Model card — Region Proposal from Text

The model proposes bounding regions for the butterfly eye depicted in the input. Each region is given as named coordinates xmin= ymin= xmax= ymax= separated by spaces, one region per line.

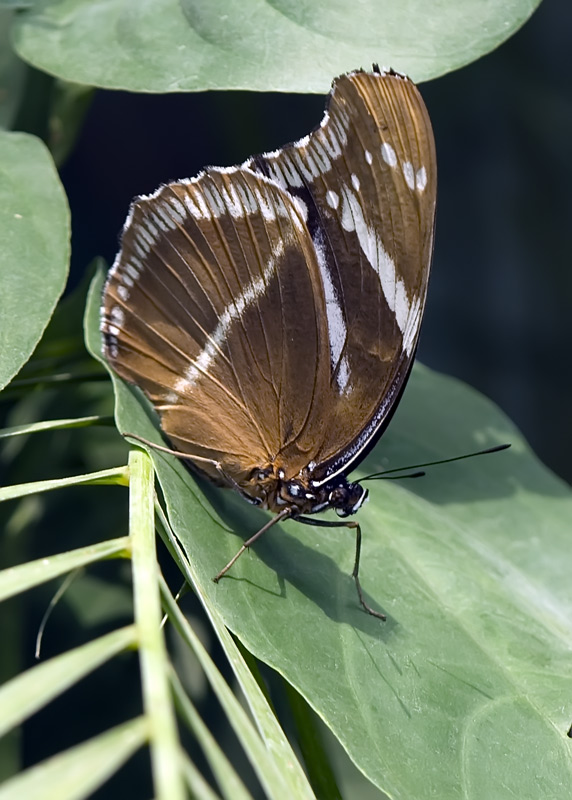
xmin=329 ymin=486 xmax=349 ymax=507
xmin=331 ymin=484 xmax=368 ymax=517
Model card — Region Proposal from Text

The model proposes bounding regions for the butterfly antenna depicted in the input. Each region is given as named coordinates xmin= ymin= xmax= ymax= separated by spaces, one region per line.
xmin=359 ymin=443 xmax=510 ymax=482
xmin=375 ymin=470 xmax=426 ymax=480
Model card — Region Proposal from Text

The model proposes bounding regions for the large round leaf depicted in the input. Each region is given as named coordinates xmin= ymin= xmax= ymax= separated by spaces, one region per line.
xmin=13 ymin=0 xmax=541 ymax=93
xmin=85 ymin=270 xmax=572 ymax=799
xmin=0 ymin=132 xmax=70 ymax=391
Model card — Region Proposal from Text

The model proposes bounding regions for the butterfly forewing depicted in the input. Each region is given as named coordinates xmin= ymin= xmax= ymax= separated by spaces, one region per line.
xmin=245 ymin=69 xmax=436 ymax=482
xmin=102 ymin=169 xmax=333 ymax=485
xmin=101 ymin=68 xmax=436 ymax=496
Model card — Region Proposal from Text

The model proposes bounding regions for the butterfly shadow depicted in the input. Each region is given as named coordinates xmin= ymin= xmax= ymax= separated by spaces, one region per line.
xmin=205 ymin=484 xmax=399 ymax=638
xmin=112 ymin=388 xmax=383 ymax=632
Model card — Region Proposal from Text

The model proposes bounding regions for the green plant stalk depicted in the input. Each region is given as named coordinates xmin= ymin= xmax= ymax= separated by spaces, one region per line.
xmin=233 ymin=637 xmax=275 ymax=711
xmin=0 ymin=466 xmax=129 ymax=502
xmin=0 ymin=537 xmax=131 ymax=603
xmin=0 ymin=415 xmax=113 ymax=439
xmin=129 ymin=449 xmax=185 ymax=800
xmin=7 ymin=370 xmax=108 ymax=389
xmin=179 ymin=753 xmax=222 ymax=800
xmin=0 ymin=626 xmax=138 ymax=739
xmin=283 ymin=679 xmax=343 ymax=800
xmin=0 ymin=717 xmax=148 ymax=800
xmin=160 ymin=576 xmax=315 ymax=800
xmin=155 ymin=505 xmax=316 ymax=799
xmin=170 ymin=668 xmax=253 ymax=800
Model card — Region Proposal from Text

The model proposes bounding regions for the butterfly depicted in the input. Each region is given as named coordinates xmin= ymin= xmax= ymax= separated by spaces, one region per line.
xmin=100 ymin=66 xmax=437 ymax=619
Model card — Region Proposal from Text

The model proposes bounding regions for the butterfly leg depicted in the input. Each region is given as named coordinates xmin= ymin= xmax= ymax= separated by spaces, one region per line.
xmin=122 ymin=432 xmax=267 ymax=504
xmin=295 ymin=516 xmax=386 ymax=620
xmin=213 ymin=508 xmax=292 ymax=583
xmin=347 ymin=520 xmax=386 ymax=620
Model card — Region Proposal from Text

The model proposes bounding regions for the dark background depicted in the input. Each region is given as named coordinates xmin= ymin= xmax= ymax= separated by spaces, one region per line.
xmin=59 ymin=0 xmax=572 ymax=485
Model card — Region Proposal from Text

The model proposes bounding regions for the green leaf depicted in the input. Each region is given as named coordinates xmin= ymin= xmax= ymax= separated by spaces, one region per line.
xmin=0 ymin=416 xmax=110 ymax=438
xmin=0 ymin=537 xmax=130 ymax=602
xmin=0 ymin=131 xmax=69 ymax=391
xmin=0 ymin=716 xmax=147 ymax=800
xmin=129 ymin=449 xmax=186 ymax=800
xmin=0 ymin=465 xmax=128 ymax=503
xmin=0 ymin=626 xmax=137 ymax=737
xmin=162 ymin=580 xmax=315 ymax=800
xmin=160 ymin=500 xmax=317 ymax=798
xmin=171 ymin=670 xmax=254 ymax=800
xmin=159 ymin=506 xmax=319 ymax=798
xmin=180 ymin=752 xmax=228 ymax=800
xmin=13 ymin=0 xmax=541 ymax=93
xmin=86 ymin=263 xmax=572 ymax=798
xmin=283 ymin=680 xmax=343 ymax=800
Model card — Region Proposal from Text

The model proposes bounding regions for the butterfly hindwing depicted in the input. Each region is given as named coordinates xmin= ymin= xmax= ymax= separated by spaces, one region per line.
xmin=245 ymin=69 xmax=436 ymax=482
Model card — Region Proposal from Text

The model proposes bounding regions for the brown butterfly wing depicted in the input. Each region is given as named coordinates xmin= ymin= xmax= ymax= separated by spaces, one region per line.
xmin=101 ymin=69 xmax=436 ymax=494
xmin=101 ymin=169 xmax=333 ymax=486
xmin=246 ymin=69 xmax=436 ymax=483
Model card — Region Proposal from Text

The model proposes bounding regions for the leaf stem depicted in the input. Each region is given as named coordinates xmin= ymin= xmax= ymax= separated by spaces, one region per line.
xmin=129 ymin=449 xmax=185 ymax=800
xmin=0 ymin=466 xmax=129 ymax=503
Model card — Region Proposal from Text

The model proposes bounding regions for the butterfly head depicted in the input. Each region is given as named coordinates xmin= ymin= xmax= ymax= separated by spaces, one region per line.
xmin=257 ymin=467 xmax=368 ymax=518
xmin=327 ymin=479 xmax=369 ymax=518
